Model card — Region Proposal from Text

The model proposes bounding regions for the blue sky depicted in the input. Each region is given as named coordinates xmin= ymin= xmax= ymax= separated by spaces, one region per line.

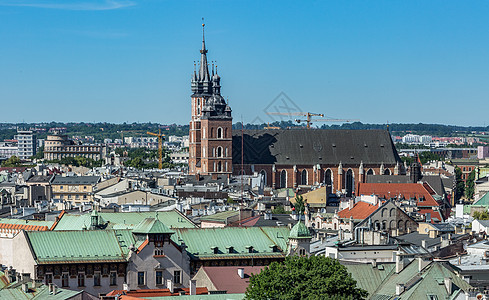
xmin=1 ymin=1 xmax=488 ymax=126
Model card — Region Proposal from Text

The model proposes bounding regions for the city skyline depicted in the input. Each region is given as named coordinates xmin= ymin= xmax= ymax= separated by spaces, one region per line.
xmin=1 ymin=1 xmax=489 ymax=126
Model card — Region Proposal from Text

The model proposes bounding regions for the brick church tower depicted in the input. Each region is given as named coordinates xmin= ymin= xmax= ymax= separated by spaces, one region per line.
xmin=189 ymin=23 xmax=232 ymax=177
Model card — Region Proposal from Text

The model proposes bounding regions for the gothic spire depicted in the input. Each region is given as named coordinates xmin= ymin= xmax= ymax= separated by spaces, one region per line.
xmin=199 ymin=21 xmax=210 ymax=82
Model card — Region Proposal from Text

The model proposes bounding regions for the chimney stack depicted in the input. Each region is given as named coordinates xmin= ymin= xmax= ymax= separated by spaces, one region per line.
xmin=167 ymin=279 xmax=174 ymax=293
xmin=238 ymin=268 xmax=245 ymax=279
xmin=189 ymin=279 xmax=197 ymax=295
xmin=444 ymin=277 xmax=452 ymax=295
xmin=395 ymin=252 xmax=404 ymax=273
xmin=396 ymin=283 xmax=405 ymax=296
xmin=349 ymin=199 xmax=354 ymax=210
xmin=23 ymin=283 xmax=29 ymax=293
xmin=371 ymin=259 xmax=377 ymax=268
xmin=421 ymin=240 xmax=427 ymax=248
xmin=21 ymin=273 xmax=31 ymax=283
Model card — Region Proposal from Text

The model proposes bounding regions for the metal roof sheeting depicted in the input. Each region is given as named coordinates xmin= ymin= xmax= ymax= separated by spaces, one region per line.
xmin=27 ymin=230 xmax=126 ymax=264
xmin=172 ymin=227 xmax=290 ymax=259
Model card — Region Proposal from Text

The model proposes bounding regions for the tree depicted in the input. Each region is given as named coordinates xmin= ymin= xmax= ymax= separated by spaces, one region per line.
xmin=454 ymin=167 xmax=465 ymax=202
xmin=292 ymin=195 xmax=305 ymax=215
xmin=465 ymin=170 xmax=476 ymax=200
xmin=245 ymin=256 xmax=368 ymax=300
xmin=473 ymin=211 xmax=489 ymax=220
xmin=1 ymin=156 xmax=22 ymax=167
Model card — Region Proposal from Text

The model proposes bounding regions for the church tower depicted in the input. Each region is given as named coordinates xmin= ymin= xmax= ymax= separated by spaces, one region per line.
xmin=189 ymin=23 xmax=232 ymax=177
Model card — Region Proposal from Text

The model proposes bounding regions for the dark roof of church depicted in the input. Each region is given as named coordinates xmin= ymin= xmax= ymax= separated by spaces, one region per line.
xmin=232 ymin=129 xmax=401 ymax=165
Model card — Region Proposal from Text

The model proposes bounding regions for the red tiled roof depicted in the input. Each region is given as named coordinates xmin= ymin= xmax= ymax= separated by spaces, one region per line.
xmin=337 ymin=202 xmax=378 ymax=220
xmin=0 ymin=223 xmax=48 ymax=231
xmin=200 ymin=266 xmax=265 ymax=294
xmin=107 ymin=287 xmax=208 ymax=298
xmin=418 ymin=209 xmax=444 ymax=223
xmin=236 ymin=215 xmax=261 ymax=227
xmin=357 ymin=183 xmax=439 ymax=207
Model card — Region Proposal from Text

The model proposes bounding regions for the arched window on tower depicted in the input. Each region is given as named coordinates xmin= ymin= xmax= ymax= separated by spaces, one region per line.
xmin=280 ymin=170 xmax=287 ymax=188
xmin=384 ymin=169 xmax=391 ymax=175
xmin=260 ymin=170 xmax=267 ymax=186
xmin=301 ymin=169 xmax=308 ymax=185
xmin=367 ymin=169 xmax=374 ymax=176
xmin=325 ymin=169 xmax=332 ymax=186
xmin=217 ymin=147 xmax=223 ymax=158
xmin=217 ymin=127 xmax=223 ymax=139
xmin=217 ymin=161 xmax=222 ymax=172
xmin=345 ymin=169 xmax=354 ymax=197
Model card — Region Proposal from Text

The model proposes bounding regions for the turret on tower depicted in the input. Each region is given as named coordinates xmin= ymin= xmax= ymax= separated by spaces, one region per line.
xmin=189 ymin=22 xmax=233 ymax=177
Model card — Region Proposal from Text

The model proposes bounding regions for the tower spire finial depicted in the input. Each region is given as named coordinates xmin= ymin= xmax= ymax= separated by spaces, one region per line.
xmin=198 ymin=18 xmax=210 ymax=82
xmin=202 ymin=17 xmax=205 ymax=41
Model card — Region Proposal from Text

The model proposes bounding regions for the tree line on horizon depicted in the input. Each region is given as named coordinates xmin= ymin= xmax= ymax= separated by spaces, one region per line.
xmin=0 ymin=121 xmax=488 ymax=142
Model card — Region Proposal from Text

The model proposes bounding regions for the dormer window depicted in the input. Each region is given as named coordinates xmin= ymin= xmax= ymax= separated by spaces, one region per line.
xmin=154 ymin=249 xmax=164 ymax=256
xmin=211 ymin=246 xmax=218 ymax=254
xmin=246 ymin=246 xmax=253 ymax=253
xmin=226 ymin=246 xmax=234 ymax=254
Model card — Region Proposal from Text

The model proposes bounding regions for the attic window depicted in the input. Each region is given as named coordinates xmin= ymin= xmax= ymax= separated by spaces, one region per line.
xmin=318 ymin=157 xmax=322 ymax=160
xmin=211 ymin=246 xmax=218 ymax=254
xmin=380 ymin=144 xmax=385 ymax=147
xmin=269 ymin=245 xmax=278 ymax=252
xmin=246 ymin=246 xmax=254 ymax=253
xmin=350 ymin=156 xmax=354 ymax=159
xmin=332 ymin=144 xmax=336 ymax=147
xmin=226 ymin=246 xmax=234 ymax=253
xmin=364 ymin=144 xmax=368 ymax=147
xmin=299 ymin=144 xmax=303 ymax=148
xmin=286 ymin=156 xmax=290 ymax=160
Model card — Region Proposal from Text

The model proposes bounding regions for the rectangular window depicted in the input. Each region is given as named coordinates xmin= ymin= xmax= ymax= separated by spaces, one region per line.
xmin=110 ymin=271 xmax=117 ymax=286
xmin=45 ymin=273 xmax=53 ymax=285
xmin=94 ymin=272 xmax=101 ymax=286
xmin=155 ymin=271 xmax=163 ymax=285
xmin=78 ymin=273 xmax=85 ymax=287
xmin=173 ymin=270 xmax=181 ymax=284
xmin=62 ymin=273 xmax=69 ymax=287
xmin=137 ymin=272 xmax=145 ymax=286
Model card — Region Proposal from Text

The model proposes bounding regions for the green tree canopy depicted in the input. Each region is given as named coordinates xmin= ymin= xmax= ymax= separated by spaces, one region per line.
xmin=465 ymin=170 xmax=476 ymax=200
xmin=245 ymin=256 xmax=368 ymax=300
xmin=1 ymin=156 xmax=22 ymax=167
xmin=473 ymin=211 xmax=489 ymax=220
xmin=292 ymin=195 xmax=306 ymax=215
xmin=455 ymin=167 xmax=465 ymax=202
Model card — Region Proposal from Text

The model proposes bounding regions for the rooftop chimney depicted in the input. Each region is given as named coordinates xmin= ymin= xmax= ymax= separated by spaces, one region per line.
xmin=444 ymin=277 xmax=452 ymax=295
xmin=190 ymin=279 xmax=197 ymax=295
xmin=21 ymin=273 xmax=31 ymax=283
xmin=349 ymin=199 xmax=354 ymax=210
xmin=396 ymin=283 xmax=405 ymax=296
xmin=167 ymin=279 xmax=174 ymax=293
xmin=421 ymin=240 xmax=427 ymax=248
xmin=23 ymin=283 xmax=29 ymax=293
xmin=395 ymin=252 xmax=404 ymax=273
xmin=371 ymin=259 xmax=377 ymax=268
xmin=238 ymin=268 xmax=244 ymax=279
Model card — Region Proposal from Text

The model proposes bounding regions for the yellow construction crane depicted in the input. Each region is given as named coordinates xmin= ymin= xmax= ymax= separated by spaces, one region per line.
xmin=147 ymin=129 xmax=166 ymax=169
xmin=264 ymin=122 xmax=281 ymax=130
xmin=117 ymin=130 xmax=146 ymax=145
xmin=266 ymin=112 xmax=359 ymax=129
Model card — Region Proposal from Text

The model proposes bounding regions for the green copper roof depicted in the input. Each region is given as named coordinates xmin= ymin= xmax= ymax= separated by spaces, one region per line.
xmin=0 ymin=282 xmax=82 ymax=299
xmin=172 ymin=227 xmax=290 ymax=259
xmin=133 ymin=217 xmax=174 ymax=234
xmin=474 ymin=192 xmax=489 ymax=206
xmin=53 ymin=210 xmax=197 ymax=230
xmin=289 ymin=221 xmax=311 ymax=239
xmin=26 ymin=230 xmax=126 ymax=264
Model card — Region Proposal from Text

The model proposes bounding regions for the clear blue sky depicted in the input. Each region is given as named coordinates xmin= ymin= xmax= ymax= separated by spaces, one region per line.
xmin=1 ymin=1 xmax=488 ymax=126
